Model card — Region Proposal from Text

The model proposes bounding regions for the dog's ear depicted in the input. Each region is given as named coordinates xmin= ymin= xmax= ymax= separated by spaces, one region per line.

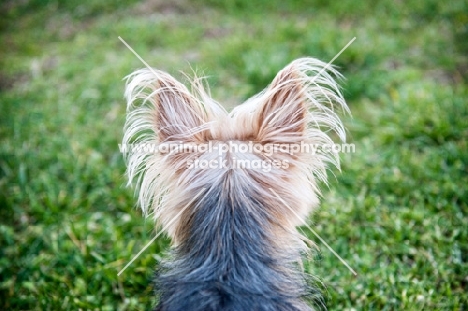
xmin=153 ymin=73 xmax=208 ymax=143
xmin=255 ymin=65 xmax=307 ymax=143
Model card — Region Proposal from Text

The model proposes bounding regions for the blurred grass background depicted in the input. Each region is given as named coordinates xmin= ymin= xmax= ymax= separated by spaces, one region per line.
xmin=0 ymin=0 xmax=467 ymax=310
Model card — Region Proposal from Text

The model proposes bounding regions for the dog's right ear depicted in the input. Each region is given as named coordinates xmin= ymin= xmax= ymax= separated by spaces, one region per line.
xmin=255 ymin=65 xmax=307 ymax=144
xmin=125 ymin=69 xmax=208 ymax=143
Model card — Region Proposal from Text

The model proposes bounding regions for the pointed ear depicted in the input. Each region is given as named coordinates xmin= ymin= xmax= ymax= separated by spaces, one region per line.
xmin=256 ymin=64 xmax=307 ymax=143
xmin=153 ymin=72 xmax=208 ymax=142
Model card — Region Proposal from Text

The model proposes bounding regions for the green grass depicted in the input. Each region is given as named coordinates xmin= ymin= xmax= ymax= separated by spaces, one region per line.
xmin=1 ymin=0 xmax=467 ymax=310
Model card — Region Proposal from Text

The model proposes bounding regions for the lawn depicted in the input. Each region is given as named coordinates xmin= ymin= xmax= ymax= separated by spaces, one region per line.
xmin=0 ymin=0 xmax=466 ymax=310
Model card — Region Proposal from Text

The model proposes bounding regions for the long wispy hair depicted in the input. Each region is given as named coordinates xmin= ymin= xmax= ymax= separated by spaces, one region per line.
xmin=123 ymin=58 xmax=349 ymax=310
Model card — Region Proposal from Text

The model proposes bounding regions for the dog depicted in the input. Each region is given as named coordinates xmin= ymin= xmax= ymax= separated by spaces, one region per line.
xmin=122 ymin=57 xmax=349 ymax=310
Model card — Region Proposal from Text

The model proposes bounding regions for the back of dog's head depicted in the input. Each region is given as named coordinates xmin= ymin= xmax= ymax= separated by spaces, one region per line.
xmin=123 ymin=58 xmax=349 ymax=310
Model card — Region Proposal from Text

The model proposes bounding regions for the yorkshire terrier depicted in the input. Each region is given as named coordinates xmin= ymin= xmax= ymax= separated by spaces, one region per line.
xmin=123 ymin=57 xmax=349 ymax=310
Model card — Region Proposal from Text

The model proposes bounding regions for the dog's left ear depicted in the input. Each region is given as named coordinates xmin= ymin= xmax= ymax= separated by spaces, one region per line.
xmin=125 ymin=69 xmax=210 ymax=145
xmin=153 ymin=73 xmax=208 ymax=143
xmin=255 ymin=65 xmax=307 ymax=143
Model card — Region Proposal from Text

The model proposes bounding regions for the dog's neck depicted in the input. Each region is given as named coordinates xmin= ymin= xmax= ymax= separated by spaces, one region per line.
xmin=155 ymin=175 xmax=316 ymax=311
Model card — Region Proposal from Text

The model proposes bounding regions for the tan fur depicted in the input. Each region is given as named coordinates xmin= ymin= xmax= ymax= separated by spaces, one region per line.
xmin=123 ymin=58 xmax=349 ymax=245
